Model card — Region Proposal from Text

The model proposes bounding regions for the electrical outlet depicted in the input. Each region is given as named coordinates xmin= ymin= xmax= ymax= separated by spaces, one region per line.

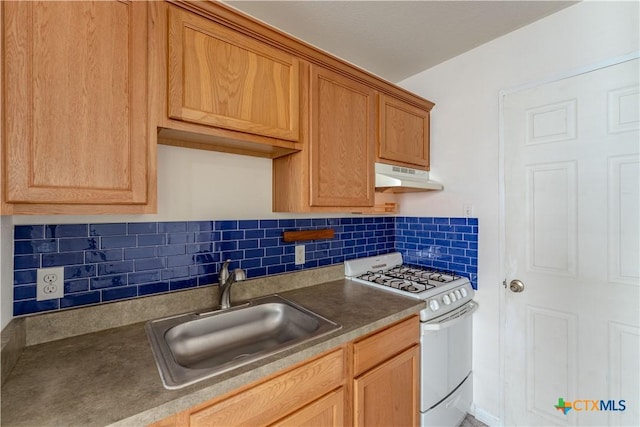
xmin=295 ymin=245 xmax=305 ymax=265
xmin=463 ymin=203 xmax=474 ymax=217
xmin=37 ymin=267 xmax=65 ymax=301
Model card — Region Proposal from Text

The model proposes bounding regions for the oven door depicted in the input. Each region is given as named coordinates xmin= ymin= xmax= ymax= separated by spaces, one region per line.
xmin=420 ymin=301 xmax=478 ymax=412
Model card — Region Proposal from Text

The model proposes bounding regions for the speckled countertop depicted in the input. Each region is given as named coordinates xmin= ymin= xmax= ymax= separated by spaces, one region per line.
xmin=1 ymin=279 xmax=424 ymax=427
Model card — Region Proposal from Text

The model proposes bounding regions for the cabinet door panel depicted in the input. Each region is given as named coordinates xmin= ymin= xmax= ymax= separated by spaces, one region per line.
xmin=4 ymin=0 xmax=148 ymax=204
xmin=354 ymin=345 xmax=420 ymax=427
xmin=378 ymin=94 xmax=430 ymax=169
xmin=168 ymin=6 xmax=299 ymax=141
xmin=310 ymin=66 xmax=375 ymax=207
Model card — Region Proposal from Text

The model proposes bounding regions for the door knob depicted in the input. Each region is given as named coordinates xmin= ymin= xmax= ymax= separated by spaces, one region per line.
xmin=509 ymin=279 xmax=525 ymax=293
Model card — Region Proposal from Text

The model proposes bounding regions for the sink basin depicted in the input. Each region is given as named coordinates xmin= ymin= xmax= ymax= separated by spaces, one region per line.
xmin=145 ymin=294 xmax=341 ymax=389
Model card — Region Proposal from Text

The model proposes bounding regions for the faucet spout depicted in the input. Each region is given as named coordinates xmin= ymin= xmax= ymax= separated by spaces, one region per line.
xmin=218 ymin=260 xmax=246 ymax=310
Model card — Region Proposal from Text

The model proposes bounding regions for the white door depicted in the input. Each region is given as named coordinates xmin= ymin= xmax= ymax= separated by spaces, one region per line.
xmin=502 ymin=58 xmax=640 ymax=426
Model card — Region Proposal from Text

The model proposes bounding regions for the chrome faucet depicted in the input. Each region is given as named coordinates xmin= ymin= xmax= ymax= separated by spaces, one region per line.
xmin=218 ymin=259 xmax=246 ymax=309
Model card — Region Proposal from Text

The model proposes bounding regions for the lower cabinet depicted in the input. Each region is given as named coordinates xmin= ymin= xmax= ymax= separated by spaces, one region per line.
xmin=149 ymin=316 xmax=419 ymax=427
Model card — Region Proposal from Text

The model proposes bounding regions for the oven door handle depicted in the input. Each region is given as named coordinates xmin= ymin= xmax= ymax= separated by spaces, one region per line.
xmin=421 ymin=301 xmax=478 ymax=331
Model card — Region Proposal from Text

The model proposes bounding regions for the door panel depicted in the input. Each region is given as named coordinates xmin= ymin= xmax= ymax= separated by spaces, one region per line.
xmin=502 ymin=58 xmax=640 ymax=426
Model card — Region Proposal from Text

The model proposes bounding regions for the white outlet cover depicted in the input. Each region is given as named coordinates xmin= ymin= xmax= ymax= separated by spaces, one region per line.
xmin=37 ymin=267 xmax=65 ymax=301
xmin=295 ymin=245 xmax=305 ymax=265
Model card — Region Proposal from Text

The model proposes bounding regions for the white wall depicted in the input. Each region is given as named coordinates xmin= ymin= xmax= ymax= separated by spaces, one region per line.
xmin=395 ymin=1 xmax=639 ymax=424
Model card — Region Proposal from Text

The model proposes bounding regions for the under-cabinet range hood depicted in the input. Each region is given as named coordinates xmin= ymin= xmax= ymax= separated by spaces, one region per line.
xmin=375 ymin=162 xmax=444 ymax=193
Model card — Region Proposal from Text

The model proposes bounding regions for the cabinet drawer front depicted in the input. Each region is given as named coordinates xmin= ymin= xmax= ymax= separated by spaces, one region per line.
xmin=353 ymin=316 xmax=419 ymax=376
xmin=189 ymin=348 xmax=344 ymax=426
xmin=269 ymin=388 xmax=345 ymax=427
xmin=167 ymin=6 xmax=299 ymax=142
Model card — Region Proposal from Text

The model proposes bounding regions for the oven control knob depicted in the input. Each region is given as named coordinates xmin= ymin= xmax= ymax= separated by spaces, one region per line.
xmin=454 ymin=290 xmax=462 ymax=300
xmin=443 ymin=294 xmax=451 ymax=305
xmin=460 ymin=288 xmax=468 ymax=298
xmin=429 ymin=299 xmax=440 ymax=311
xmin=449 ymin=292 xmax=457 ymax=302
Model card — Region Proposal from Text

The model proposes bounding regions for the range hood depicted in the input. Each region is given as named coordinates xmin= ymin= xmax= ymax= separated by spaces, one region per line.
xmin=375 ymin=162 xmax=443 ymax=193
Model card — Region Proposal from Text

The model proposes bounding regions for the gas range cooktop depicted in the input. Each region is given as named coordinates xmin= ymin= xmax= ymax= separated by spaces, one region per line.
xmin=344 ymin=252 xmax=472 ymax=302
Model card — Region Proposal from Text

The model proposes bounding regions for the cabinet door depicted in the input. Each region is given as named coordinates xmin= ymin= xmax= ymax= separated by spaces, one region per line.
xmin=378 ymin=93 xmax=430 ymax=169
xmin=310 ymin=65 xmax=376 ymax=207
xmin=270 ymin=388 xmax=345 ymax=427
xmin=3 ymin=0 xmax=149 ymax=205
xmin=354 ymin=345 xmax=420 ymax=427
xmin=167 ymin=6 xmax=299 ymax=142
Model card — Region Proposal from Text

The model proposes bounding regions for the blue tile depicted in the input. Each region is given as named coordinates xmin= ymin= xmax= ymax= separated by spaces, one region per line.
xmin=238 ymin=220 xmax=259 ymax=229
xmin=267 ymin=264 xmax=286 ymax=275
xmin=222 ymin=230 xmax=244 ymax=240
xmin=65 ymin=265 xmax=96 ymax=279
xmin=190 ymin=263 xmax=216 ymax=276
xmin=15 ymin=225 xmax=44 ymax=240
xmin=167 ymin=233 xmax=194 ymax=244
xmin=468 ymin=218 xmax=479 ymax=226
xmin=139 ymin=281 xmax=169 ymax=296
xmin=157 ymin=245 xmax=186 ymax=257
xmin=91 ymin=274 xmax=127 ymax=289
xmin=244 ymin=249 xmax=265 ymax=259
xmin=197 ymin=274 xmax=217 ymax=286
xmin=434 ymin=217 xmax=449 ymax=224
xmin=85 ymin=250 xmax=123 ymax=263
xmin=238 ymin=239 xmax=258 ymax=250
xmin=450 ymin=218 xmax=467 ymax=225
xmin=245 ymin=229 xmax=265 ymax=239
xmin=464 ymin=234 xmax=478 ymax=242
xmin=46 ymin=224 xmax=88 ymax=238
xmin=64 ymin=279 xmax=89 ymax=294
xmin=278 ymin=219 xmax=295 ymax=228
xmin=14 ymin=285 xmax=36 ymax=300
xmin=14 ymin=255 xmax=40 ymax=270
xmin=195 ymin=253 xmax=217 ymax=264
xmin=14 ymin=270 xmax=37 ymax=285
xmin=241 ymin=258 xmax=262 ymax=269
xmin=217 ymin=220 xmax=238 ymax=231
xmin=259 ymin=219 xmax=279 ymax=229
xmin=158 ymin=222 xmax=187 ymax=233
xmin=312 ymin=218 xmax=327 ymax=227
xmin=127 ymin=222 xmax=157 ymax=235
xmin=246 ymin=267 xmax=266 ymax=278
xmin=42 ymin=252 xmax=84 ymax=267
xmin=98 ymin=261 xmax=133 ymax=275
xmin=90 ymin=223 xmax=126 ymax=236
xmin=138 ymin=234 xmax=166 ymax=246
xmin=218 ymin=241 xmax=237 ymax=251
xmin=264 ymin=228 xmax=282 ymax=238
xmin=101 ymin=236 xmax=137 ymax=249
xmin=265 ymin=247 xmax=283 ymax=256
xmin=260 ymin=238 xmax=280 ymax=248
xmin=60 ymin=292 xmax=101 ymax=309
xmin=59 ymin=237 xmax=98 ymax=252
xmin=102 ymin=286 xmax=138 ymax=302
xmin=129 ymin=271 xmax=162 ymax=284
xmin=188 ymin=221 xmax=213 ymax=232
xmin=161 ymin=267 xmax=190 ymax=280
xmin=124 ymin=247 xmax=157 ymax=260
xmin=14 ymin=299 xmax=58 ymax=316
xmin=195 ymin=232 xmax=215 ymax=243
xmin=186 ymin=243 xmax=213 ymax=254
xmin=135 ymin=258 xmax=166 ymax=271
xmin=14 ymin=239 xmax=57 ymax=255
xmin=170 ymin=278 xmax=197 ymax=291
xmin=166 ymin=254 xmax=194 ymax=268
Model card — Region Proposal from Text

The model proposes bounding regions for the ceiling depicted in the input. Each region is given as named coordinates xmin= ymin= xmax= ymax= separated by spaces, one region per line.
xmin=224 ymin=1 xmax=578 ymax=82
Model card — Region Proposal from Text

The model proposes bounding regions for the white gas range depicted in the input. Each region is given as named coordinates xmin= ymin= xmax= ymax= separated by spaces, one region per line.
xmin=345 ymin=252 xmax=478 ymax=427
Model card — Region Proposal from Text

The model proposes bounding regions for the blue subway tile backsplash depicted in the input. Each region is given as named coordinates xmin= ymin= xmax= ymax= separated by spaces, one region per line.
xmin=12 ymin=217 xmax=478 ymax=316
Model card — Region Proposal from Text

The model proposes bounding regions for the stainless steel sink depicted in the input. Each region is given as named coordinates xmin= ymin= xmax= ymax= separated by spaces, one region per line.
xmin=145 ymin=294 xmax=341 ymax=389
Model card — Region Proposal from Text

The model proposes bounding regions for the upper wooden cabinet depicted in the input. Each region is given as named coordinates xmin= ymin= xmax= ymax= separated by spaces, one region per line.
xmin=310 ymin=65 xmax=376 ymax=208
xmin=166 ymin=6 xmax=300 ymax=142
xmin=2 ymin=0 xmax=155 ymax=214
xmin=273 ymin=64 xmax=376 ymax=212
xmin=378 ymin=93 xmax=432 ymax=169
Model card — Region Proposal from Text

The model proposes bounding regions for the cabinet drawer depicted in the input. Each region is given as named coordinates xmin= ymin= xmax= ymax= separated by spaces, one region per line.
xmin=353 ymin=316 xmax=419 ymax=376
xmin=189 ymin=348 xmax=344 ymax=426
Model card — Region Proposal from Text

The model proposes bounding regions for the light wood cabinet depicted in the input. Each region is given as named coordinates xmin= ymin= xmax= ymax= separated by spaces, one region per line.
xmin=153 ymin=3 xmax=300 ymax=159
xmin=270 ymin=388 xmax=345 ymax=427
xmin=273 ymin=64 xmax=376 ymax=212
xmin=2 ymin=0 xmax=155 ymax=214
xmin=378 ymin=93 xmax=432 ymax=170
xmin=150 ymin=347 xmax=346 ymax=427
xmin=352 ymin=316 xmax=420 ymax=427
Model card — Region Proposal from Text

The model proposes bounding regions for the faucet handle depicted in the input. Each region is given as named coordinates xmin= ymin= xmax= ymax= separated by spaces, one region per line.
xmin=219 ymin=259 xmax=231 ymax=285
xmin=232 ymin=268 xmax=246 ymax=282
